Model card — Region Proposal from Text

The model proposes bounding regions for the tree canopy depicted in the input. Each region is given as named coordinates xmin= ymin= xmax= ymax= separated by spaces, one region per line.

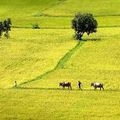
xmin=72 ymin=13 xmax=98 ymax=40
xmin=0 ymin=18 xmax=12 ymax=39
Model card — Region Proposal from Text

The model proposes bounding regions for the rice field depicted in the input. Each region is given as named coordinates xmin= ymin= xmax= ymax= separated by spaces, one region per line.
xmin=0 ymin=0 xmax=120 ymax=120
xmin=0 ymin=0 xmax=119 ymax=28
xmin=21 ymin=28 xmax=120 ymax=90
xmin=0 ymin=89 xmax=120 ymax=120
xmin=0 ymin=29 xmax=76 ymax=88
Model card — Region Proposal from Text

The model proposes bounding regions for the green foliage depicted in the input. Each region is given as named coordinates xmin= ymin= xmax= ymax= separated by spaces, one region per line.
xmin=72 ymin=13 xmax=98 ymax=40
xmin=0 ymin=18 xmax=12 ymax=39
xmin=32 ymin=23 xmax=40 ymax=29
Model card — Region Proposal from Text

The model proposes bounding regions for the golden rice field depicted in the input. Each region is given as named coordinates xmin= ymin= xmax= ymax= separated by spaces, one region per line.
xmin=0 ymin=0 xmax=120 ymax=120
xmin=0 ymin=29 xmax=76 ymax=88
xmin=21 ymin=28 xmax=120 ymax=90
xmin=0 ymin=27 xmax=119 ymax=120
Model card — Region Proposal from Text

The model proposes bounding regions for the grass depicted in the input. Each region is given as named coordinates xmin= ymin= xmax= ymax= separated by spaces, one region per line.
xmin=0 ymin=0 xmax=120 ymax=120
xmin=0 ymin=0 xmax=120 ymax=28
xmin=43 ymin=0 xmax=120 ymax=16
xmin=0 ymin=29 xmax=76 ymax=88
xmin=1 ymin=0 xmax=119 ymax=17
xmin=21 ymin=28 xmax=120 ymax=90
xmin=11 ymin=16 xmax=120 ymax=28
xmin=0 ymin=89 xmax=120 ymax=120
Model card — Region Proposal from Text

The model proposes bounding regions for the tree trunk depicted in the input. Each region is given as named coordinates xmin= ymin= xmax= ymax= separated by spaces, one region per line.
xmin=4 ymin=30 xmax=9 ymax=39
xmin=0 ymin=31 xmax=2 ymax=39
xmin=76 ymin=32 xmax=83 ymax=40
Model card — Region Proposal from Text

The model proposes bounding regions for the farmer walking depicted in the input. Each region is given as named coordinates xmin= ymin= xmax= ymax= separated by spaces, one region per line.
xmin=78 ymin=81 xmax=82 ymax=90
xmin=14 ymin=81 xmax=17 ymax=87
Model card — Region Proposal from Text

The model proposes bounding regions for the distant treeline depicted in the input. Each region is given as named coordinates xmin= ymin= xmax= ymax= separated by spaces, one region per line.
xmin=0 ymin=18 xmax=12 ymax=39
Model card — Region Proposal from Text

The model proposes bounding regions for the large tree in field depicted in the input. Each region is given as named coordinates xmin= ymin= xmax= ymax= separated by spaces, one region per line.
xmin=72 ymin=13 xmax=98 ymax=40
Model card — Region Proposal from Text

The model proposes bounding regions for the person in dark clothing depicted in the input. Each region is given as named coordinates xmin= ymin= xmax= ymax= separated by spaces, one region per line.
xmin=14 ymin=81 xmax=17 ymax=87
xmin=78 ymin=81 xmax=82 ymax=90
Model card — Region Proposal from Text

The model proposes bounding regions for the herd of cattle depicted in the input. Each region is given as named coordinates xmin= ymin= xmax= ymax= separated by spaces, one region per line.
xmin=59 ymin=81 xmax=104 ymax=90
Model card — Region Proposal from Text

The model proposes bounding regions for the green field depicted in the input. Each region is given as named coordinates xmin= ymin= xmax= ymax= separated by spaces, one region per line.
xmin=21 ymin=28 xmax=120 ymax=90
xmin=0 ymin=0 xmax=120 ymax=28
xmin=0 ymin=89 xmax=120 ymax=120
xmin=0 ymin=29 xmax=76 ymax=88
xmin=0 ymin=0 xmax=120 ymax=120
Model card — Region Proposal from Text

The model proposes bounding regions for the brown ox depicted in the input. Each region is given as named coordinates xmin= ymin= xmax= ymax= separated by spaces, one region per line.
xmin=59 ymin=82 xmax=72 ymax=89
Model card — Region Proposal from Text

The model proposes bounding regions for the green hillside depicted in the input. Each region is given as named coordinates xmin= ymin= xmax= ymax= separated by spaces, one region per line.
xmin=0 ymin=0 xmax=120 ymax=28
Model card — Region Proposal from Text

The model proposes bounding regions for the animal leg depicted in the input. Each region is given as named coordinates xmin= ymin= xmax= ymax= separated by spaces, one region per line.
xmin=80 ymin=87 xmax=82 ymax=90
xmin=94 ymin=87 xmax=97 ymax=90
xmin=102 ymin=87 xmax=104 ymax=90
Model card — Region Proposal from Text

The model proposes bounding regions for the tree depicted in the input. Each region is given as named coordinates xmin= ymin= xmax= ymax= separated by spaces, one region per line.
xmin=3 ymin=18 xmax=12 ymax=39
xmin=72 ymin=13 xmax=98 ymax=40
xmin=32 ymin=23 xmax=40 ymax=29
xmin=0 ymin=22 xmax=3 ymax=38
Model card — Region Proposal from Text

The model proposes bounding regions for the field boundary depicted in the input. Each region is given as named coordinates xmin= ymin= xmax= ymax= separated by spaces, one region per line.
xmin=12 ymin=26 xmax=120 ymax=29
xmin=33 ymin=14 xmax=120 ymax=17
xmin=18 ymin=41 xmax=84 ymax=87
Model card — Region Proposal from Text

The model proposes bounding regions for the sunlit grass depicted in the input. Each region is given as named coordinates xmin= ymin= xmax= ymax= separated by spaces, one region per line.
xmin=0 ymin=29 xmax=76 ymax=88
xmin=24 ymin=28 xmax=120 ymax=90
xmin=0 ymin=0 xmax=120 ymax=120
xmin=0 ymin=89 xmax=120 ymax=120
xmin=44 ymin=0 xmax=120 ymax=16
xmin=0 ymin=0 xmax=120 ymax=28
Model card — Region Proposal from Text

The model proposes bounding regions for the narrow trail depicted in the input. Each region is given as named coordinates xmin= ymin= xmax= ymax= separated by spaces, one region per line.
xmin=54 ymin=41 xmax=84 ymax=69
xmin=18 ymin=41 xmax=84 ymax=87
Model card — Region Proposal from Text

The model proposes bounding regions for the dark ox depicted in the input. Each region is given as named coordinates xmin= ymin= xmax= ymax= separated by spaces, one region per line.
xmin=59 ymin=82 xmax=72 ymax=89
xmin=91 ymin=82 xmax=104 ymax=90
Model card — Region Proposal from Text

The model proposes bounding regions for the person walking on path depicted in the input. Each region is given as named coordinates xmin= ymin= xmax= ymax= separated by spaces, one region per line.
xmin=78 ymin=81 xmax=82 ymax=90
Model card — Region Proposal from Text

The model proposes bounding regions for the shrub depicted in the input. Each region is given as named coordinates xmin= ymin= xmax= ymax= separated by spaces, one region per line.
xmin=32 ymin=24 xmax=40 ymax=29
